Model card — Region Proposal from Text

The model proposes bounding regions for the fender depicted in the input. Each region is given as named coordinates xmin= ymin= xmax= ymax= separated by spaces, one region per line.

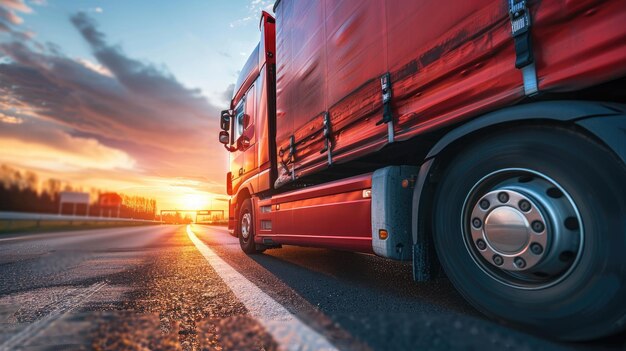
xmin=576 ymin=114 xmax=626 ymax=167
xmin=230 ymin=180 xmax=254 ymax=237
xmin=411 ymin=100 xmax=626 ymax=281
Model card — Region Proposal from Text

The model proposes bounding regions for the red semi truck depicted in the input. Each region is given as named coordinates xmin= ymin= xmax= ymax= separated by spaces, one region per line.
xmin=218 ymin=0 xmax=626 ymax=340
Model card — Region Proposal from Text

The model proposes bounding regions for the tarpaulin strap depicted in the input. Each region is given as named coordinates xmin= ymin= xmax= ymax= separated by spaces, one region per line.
xmin=508 ymin=0 xmax=538 ymax=96
xmin=288 ymin=135 xmax=297 ymax=180
xmin=376 ymin=72 xmax=395 ymax=143
xmin=288 ymin=135 xmax=296 ymax=163
xmin=320 ymin=111 xmax=333 ymax=165
xmin=277 ymin=135 xmax=297 ymax=180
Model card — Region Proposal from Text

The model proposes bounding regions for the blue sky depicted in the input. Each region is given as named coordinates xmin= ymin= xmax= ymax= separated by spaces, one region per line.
xmin=0 ymin=0 xmax=274 ymax=210
xmin=18 ymin=0 xmax=271 ymax=106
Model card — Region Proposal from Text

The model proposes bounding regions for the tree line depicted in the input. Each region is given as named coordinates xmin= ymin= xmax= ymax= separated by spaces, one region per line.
xmin=0 ymin=164 xmax=157 ymax=219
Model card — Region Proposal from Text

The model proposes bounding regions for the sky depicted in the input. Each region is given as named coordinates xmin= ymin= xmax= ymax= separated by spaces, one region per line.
xmin=0 ymin=0 xmax=274 ymax=211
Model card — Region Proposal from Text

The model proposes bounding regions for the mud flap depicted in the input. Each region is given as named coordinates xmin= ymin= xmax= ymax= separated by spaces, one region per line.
xmin=371 ymin=166 xmax=418 ymax=261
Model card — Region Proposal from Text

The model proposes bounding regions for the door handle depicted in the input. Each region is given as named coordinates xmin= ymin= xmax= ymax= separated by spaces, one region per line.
xmin=239 ymin=168 xmax=244 ymax=176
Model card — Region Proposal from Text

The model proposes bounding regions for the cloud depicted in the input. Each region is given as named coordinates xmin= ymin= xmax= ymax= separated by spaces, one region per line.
xmin=2 ymin=0 xmax=32 ymax=13
xmin=220 ymin=83 xmax=235 ymax=105
xmin=229 ymin=16 xmax=252 ymax=28
xmin=0 ymin=0 xmax=31 ymax=27
xmin=1 ymin=13 xmax=225 ymax=153
xmin=0 ymin=119 xmax=135 ymax=172
xmin=0 ymin=113 xmax=24 ymax=124
xmin=0 ymin=11 xmax=229 ymax=200
xmin=0 ymin=5 xmax=24 ymax=25
xmin=0 ymin=1 xmax=36 ymax=42
xmin=229 ymin=0 xmax=273 ymax=28
xmin=75 ymin=57 xmax=112 ymax=77
xmin=247 ymin=0 xmax=273 ymax=13
xmin=0 ymin=112 xmax=22 ymax=124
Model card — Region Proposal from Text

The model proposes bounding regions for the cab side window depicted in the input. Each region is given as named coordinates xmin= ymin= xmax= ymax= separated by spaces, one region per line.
xmin=244 ymin=84 xmax=255 ymax=134
xmin=232 ymin=84 xmax=255 ymax=146
xmin=233 ymin=100 xmax=245 ymax=143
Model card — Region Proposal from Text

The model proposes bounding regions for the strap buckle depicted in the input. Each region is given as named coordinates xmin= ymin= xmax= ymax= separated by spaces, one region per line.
xmin=509 ymin=0 xmax=531 ymax=37
xmin=320 ymin=112 xmax=333 ymax=165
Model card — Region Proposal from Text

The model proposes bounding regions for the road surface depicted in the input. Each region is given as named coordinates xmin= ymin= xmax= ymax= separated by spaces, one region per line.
xmin=0 ymin=225 xmax=623 ymax=350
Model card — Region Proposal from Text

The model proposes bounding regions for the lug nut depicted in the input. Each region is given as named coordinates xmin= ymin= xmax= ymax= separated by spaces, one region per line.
xmin=497 ymin=192 xmax=509 ymax=203
xmin=472 ymin=218 xmax=482 ymax=228
xmin=518 ymin=200 xmax=531 ymax=212
xmin=531 ymin=220 xmax=545 ymax=233
xmin=492 ymin=255 xmax=503 ymax=266
xmin=514 ymin=257 xmax=526 ymax=268
xmin=479 ymin=199 xmax=490 ymax=210
xmin=530 ymin=243 xmax=543 ymax=255
xmin=476 ymin=239 xmax=487 ymax=250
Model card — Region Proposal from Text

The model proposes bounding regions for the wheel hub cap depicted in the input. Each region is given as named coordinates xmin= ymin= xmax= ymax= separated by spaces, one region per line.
xmin=484 ymin=206 xmax=529 ymax=253
xmin=470 ymin=189 xmax=548 ymax=272
xmin=463 ymin=169 xmax=584 ymax=289
xmin=241 ymin=212 xmax=251 ymax=240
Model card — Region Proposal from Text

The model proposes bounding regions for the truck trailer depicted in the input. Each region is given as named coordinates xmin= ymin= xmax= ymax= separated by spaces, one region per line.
xmin=218 ymin=0 xmax=626 ymax=340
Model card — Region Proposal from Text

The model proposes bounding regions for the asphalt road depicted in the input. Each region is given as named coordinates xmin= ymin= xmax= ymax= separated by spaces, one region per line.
xmin=0 ymin=225 xmax=623 ymax=351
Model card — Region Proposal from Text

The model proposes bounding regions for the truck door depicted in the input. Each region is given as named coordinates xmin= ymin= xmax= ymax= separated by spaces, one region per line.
xmin=230 ymin=100 xmax=245 ymax=189
xmin=242 ymin=84 xmax=257 ymax=176
xmin=230 ymin=85 xmax=257 ymax=191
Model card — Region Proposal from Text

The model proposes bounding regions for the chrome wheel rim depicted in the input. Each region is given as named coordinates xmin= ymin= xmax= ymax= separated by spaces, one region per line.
xmin=241 ymin=212 xmax=252 ymax=241
xmin=462 ymin=168 xmax=584 ymax=290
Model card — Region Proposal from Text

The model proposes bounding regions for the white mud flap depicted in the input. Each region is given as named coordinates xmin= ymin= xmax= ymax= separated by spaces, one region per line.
xmin=371 ymin=166 xmax=419 ymax=260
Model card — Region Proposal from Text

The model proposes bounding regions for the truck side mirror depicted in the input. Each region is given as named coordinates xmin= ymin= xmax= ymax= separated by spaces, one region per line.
xmin=219 ymin=131 xmax=238 ymax=152
xmin=219 ymin=130 xmax=230 ymax=144
xmin=220 ymin=110 xmax=233 ymax=131
xmin=237 ymin=135 xmax=251 ymax=151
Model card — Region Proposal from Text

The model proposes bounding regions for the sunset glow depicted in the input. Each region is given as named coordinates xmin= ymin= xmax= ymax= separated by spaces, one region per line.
xmin=177 ymin=193 xmax=211 ymax=211
xmin=0 ymin=0 xmax=267 ymax=214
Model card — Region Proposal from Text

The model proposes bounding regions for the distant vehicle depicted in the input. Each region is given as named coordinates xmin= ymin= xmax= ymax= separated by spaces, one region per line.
xmin=218 ymin=0 xmax=626 ymax=340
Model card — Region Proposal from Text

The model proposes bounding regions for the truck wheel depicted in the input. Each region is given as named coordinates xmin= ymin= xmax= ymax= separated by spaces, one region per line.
xmin=238 ymin=199 xmax=264 ymax=254
xmin=432 ymin=126 xmax=626 ymax=340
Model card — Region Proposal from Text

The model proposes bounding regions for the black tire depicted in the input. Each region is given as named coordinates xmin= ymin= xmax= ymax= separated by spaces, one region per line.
xmin=432 ymin=126 xmax=626 ymax=340
xmin=238 ymin=199 xmax=264 ymax=254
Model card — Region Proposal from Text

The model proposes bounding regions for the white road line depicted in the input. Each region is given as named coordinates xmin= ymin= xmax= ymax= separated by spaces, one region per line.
xmin=187 ymin=225 xmax=339 ymax=351
xmin=0 ymin=281 xmax=107 ymax=351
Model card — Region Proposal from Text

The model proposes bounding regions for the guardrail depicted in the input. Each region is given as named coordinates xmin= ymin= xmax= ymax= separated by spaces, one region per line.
xmin=0 ymin=212 xmax=158 ymax=222
xmin=0 ymin=211 xmax=161 ymax=233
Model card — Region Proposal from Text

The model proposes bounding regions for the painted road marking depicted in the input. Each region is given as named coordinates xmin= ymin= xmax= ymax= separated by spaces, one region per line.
xmin=0 ymin=281 xmax=107 ymax=351
xmin=187 ymin=225 xmax=339 ymax=351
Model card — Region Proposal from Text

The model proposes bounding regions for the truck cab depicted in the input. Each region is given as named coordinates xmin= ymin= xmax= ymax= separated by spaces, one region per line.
xmin=219 ymin=12 xmax=276 ymax=231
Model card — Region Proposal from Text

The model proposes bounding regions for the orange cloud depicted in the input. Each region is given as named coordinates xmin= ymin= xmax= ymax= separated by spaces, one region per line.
xmin=0 ymin=122 xmax=135 ymax=172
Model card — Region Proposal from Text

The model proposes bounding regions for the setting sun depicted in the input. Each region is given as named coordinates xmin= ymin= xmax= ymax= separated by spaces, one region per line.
xmin=178 ymin=193 xmax=210 ymax=211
